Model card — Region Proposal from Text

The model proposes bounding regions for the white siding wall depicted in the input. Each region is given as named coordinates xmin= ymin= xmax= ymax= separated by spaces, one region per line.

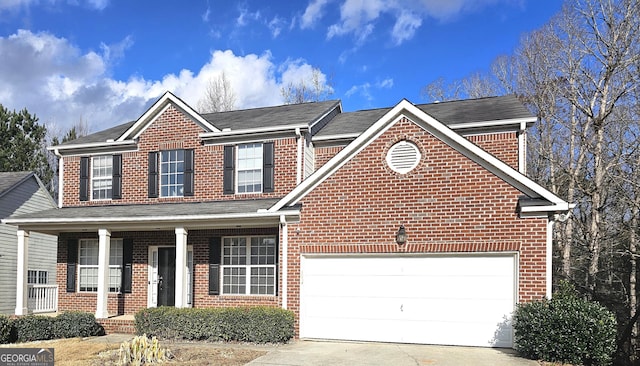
xmin=0 ymin=177 xmax=57 ymax=315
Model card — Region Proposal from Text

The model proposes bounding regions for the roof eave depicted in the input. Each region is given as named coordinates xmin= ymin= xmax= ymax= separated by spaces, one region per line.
xmin=200 ymin=124 xmax=309 ymax=144
xmin=48 ymin=140 xmax=138 ymax=155
xmin=3 ymin=208 xmax=301 ymax=235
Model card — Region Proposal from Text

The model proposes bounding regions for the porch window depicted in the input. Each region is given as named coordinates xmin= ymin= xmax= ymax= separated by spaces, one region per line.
xmin=91 ymin=156 xmax=113 ymax=200
xmin=221 ymin=236 xmax=276 ymax=295
xmin=78 ymin=238 xmax=123 ymax=292
xmin=27 ymin=270 xmax=48 ymax=284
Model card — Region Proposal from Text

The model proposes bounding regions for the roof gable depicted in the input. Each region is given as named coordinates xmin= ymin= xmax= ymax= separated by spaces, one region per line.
xmin=0 ymin=171 xmax=33 ymax=198
xmin=117 ymin=91 xmax=219 ymax=142
xmin=270 ymin=99 xmax=569 ymax=215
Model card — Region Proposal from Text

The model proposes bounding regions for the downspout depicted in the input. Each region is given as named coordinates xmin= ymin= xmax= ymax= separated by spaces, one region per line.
xmin=518 ymin=121 xmax=526 ymax=175
xmin=280 ymin=215 xmax=288 ymax=309
xmin=295 ymin=128 xmax=302 ymax=185
xmin=54 ymin=148 xmax=63 ymax=208
xmin=546 ymin=217 xmax=554 ymax=299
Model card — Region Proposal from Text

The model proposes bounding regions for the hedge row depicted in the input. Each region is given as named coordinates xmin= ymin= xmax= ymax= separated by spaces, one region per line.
xmin=135 ymin=306 xmax=294 ymax=343
xmin=0 ymin=312 xmax=104 ymax=344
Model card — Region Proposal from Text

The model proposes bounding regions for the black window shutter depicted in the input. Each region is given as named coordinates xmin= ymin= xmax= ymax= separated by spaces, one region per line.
xmin=148 ymin=152 xmax=159 ymax=198
xmin=122 ymin=238 xmax=134 ymax=293
xmin=66 ymin=239 xmax=78 ymax=293
xmin=223 ymin=146 xmax=235 ymax=195
xmin=79 ymin=157 xmax=89 ymax=201
xmin=209 ymin=237 xmax=221 ymax=295
xmin=184 ymin=149 xmax=195 ymax=196
xmin=112 ymin=154 xmax=122 ymax=199
xmin=263 ymin=142 xmax=274 ymax=193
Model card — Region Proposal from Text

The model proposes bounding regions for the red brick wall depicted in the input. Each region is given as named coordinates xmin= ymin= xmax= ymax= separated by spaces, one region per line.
xmin=284 ymin=117 xmax=547 ymax=333
xmin=61 ymin=105 xmax=299 ymax=207
xmin=57 ymin=228 xmax=281 ymax=316
xmin=467 ymin=132 xmax=519 ymax=170
xmin=313 ymin=132 xmax=519 ymax=176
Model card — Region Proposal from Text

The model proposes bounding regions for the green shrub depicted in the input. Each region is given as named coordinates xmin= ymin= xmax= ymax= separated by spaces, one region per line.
xmin=0 ymin=315 xmax=13 ymax=344
xmin=135 ymin=306 xmax=294 ymax=343
xmin=13 ymin=315 xmax=54 ymax=342
xmin=53 ymin=311 xmax=105 ymax=338
xmin=513 ymin=281 xmax=617 ymax=366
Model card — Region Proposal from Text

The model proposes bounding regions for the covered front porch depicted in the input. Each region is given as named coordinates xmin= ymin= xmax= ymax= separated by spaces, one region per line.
xmin=7 ymin=199 xmax=299 ymax=320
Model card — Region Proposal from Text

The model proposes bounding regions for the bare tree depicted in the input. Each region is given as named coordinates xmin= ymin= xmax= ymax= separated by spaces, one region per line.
xmin=281 ymin=67 xmax=333 ymax=104
xmin=197 ymin=72 xmax=237 ymax=113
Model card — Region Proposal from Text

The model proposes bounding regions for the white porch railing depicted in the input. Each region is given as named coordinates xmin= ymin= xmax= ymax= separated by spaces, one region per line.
xmin=27 ymin=284 xmax=58 ymax=313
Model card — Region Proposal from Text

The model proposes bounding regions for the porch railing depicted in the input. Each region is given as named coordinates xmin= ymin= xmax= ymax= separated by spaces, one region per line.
xmin=27 ymin=284 xmax=58 ymax=313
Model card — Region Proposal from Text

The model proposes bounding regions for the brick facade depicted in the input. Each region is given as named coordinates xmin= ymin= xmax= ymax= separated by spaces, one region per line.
xmin=49 ymin=98 xmax=556 ymax=341
xmin=62 ymin=105 xmax=299 ymax=207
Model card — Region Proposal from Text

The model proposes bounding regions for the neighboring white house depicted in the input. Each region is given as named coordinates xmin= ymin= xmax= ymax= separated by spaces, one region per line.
xmin=0 ymin=171 xmax=57 ymax=314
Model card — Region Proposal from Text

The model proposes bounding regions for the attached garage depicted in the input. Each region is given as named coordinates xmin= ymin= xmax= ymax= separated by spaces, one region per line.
xmin=299 ymin=254 xmax=516 ymax=348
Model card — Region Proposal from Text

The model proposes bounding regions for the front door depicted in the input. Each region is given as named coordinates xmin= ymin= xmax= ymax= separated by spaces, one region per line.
xmin=157 ymin=248 xmax=176 ymax=307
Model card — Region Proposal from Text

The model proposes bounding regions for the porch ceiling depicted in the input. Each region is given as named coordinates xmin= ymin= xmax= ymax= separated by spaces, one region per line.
xmin=3 ymin=198 xmax=299 ymax=234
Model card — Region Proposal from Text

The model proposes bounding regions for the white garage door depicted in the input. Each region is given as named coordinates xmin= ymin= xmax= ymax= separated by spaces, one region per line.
xmin=300 ymin=254 xmax=516 ymax=348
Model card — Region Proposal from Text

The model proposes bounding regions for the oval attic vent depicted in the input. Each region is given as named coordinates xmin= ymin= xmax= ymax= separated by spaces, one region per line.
xmin=386 ymin=140 xmax=421 ymax=174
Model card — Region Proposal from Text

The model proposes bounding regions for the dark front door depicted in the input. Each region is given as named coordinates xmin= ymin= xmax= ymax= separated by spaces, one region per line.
xmin=157 ymin=248 xmax=176 ymax=306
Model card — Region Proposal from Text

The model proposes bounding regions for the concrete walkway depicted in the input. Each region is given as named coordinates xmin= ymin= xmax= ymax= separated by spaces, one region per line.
xmin=246 ymin=340 xmax=538 ymax=366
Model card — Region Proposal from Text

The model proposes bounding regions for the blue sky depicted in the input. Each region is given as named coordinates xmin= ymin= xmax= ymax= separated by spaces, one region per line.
xmin=0 ymin=0 xmax=562 ymax=135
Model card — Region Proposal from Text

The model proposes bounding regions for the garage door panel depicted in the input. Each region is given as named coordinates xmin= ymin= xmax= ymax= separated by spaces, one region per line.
xmin=300 ymin=254 xmax=516 ymax=348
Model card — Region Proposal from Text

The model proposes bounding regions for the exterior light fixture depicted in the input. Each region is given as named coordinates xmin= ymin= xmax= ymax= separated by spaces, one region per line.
xmin=396 ymin=225 xmax=407 ymax=245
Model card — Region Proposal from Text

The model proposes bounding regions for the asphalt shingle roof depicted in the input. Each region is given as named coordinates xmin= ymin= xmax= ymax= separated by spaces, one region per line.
xmin=202 ymin=100 xmax=340 ymax=130
xmin=9 ymin=198 xmax=282 ymax=221
xmin=58 ymin=121 xmax=136 ymax=146
xmin=0 ymin=171 xmax=33 ymax=196
xmin=314 ymin=95 xmax=533 ymax=138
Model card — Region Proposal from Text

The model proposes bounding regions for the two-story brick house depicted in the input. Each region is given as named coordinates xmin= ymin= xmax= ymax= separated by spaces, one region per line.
xmin=4 ymin=92 xmax=570 ymax=348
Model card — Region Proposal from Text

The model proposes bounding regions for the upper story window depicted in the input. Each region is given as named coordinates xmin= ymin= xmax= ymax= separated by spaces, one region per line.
xmin=223 ymin=142 xmax=274 ymax=195
xmin=80 ymin=155 xmax=122 ymax=202
xmin=92 ymin=156 xmax=113 ymax=200
xmin=237 ymin=143 xmax=263 ymax=193
xmin=148 ymin=149 xmax=194 ymax=198
xmin=160 ymin=149 xmax=185 ymax=197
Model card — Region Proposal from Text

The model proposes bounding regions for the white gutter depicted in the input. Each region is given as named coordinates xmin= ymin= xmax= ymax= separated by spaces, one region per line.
xmin=199 ymin=124 xmax=309 ymax=139
xmin=295 ymin=128 xmax=302 ymax=185
xmin=312 ymin=133 xmax=360 ymax=142
xmin=46 ymin=139 xmax=137 ymax=152
xmin=3 ymin=209 xmax=301 ymax=225
xmin=446 ymin=117 xmax=537 ymax=130
xmin=280 ymin=215 xmax=288 ymax=310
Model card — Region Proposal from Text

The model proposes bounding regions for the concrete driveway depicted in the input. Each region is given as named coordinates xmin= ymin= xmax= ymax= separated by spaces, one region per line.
xmin=246 ymin=340 xmax=538 ymax=366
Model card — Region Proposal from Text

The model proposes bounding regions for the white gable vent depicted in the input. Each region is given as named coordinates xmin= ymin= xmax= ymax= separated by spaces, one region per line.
xmin=386 ymin=140 xmax=421 ymax=174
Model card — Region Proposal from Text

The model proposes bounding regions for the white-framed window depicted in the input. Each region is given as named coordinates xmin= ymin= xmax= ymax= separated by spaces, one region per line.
xmin=237 ymin=143 xmax=263 ymax=193
xmin=160 ymin=149 xmax=185 ymax=197
xmin=27 ymin=270 xmax=48 ymax=285
xmin=78 ymin=238 xmax=123 ymax=293
xmin=91 ymin=156 xmax=113 ymax=200
xmin=221 ymin=236 xmax=276 ymax=295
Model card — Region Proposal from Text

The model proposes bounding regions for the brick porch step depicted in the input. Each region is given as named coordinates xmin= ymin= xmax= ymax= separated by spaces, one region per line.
xmin=98 ymin=316 xmax=136 ymax=334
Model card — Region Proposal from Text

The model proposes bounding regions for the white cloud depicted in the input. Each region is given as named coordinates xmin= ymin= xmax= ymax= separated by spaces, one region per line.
xmin=300 ymin=0 xmax=331 ymax=29
xmin=313 ymin=0 xmax=510 ymax=46
xmin=0 ymin=30 xmax=332 ymax=135
xmin=236 ymin=5 xmax=261 ymax=27
xmin=377 ymin=78 xmax=393 ymax=88
xmin=0 ymin=0 xmax=109 ymax=12
xmin=268 ymin=16 xmax=286 ymax=38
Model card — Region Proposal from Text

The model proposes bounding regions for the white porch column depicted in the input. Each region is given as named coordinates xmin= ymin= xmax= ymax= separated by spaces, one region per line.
xmin=175 ymin=227 xmax=188 ymax=308
xmin=96 ymin=229 xmax=111 ymax=319
xmin=15 ymin=229 xmax=29 ymax=316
